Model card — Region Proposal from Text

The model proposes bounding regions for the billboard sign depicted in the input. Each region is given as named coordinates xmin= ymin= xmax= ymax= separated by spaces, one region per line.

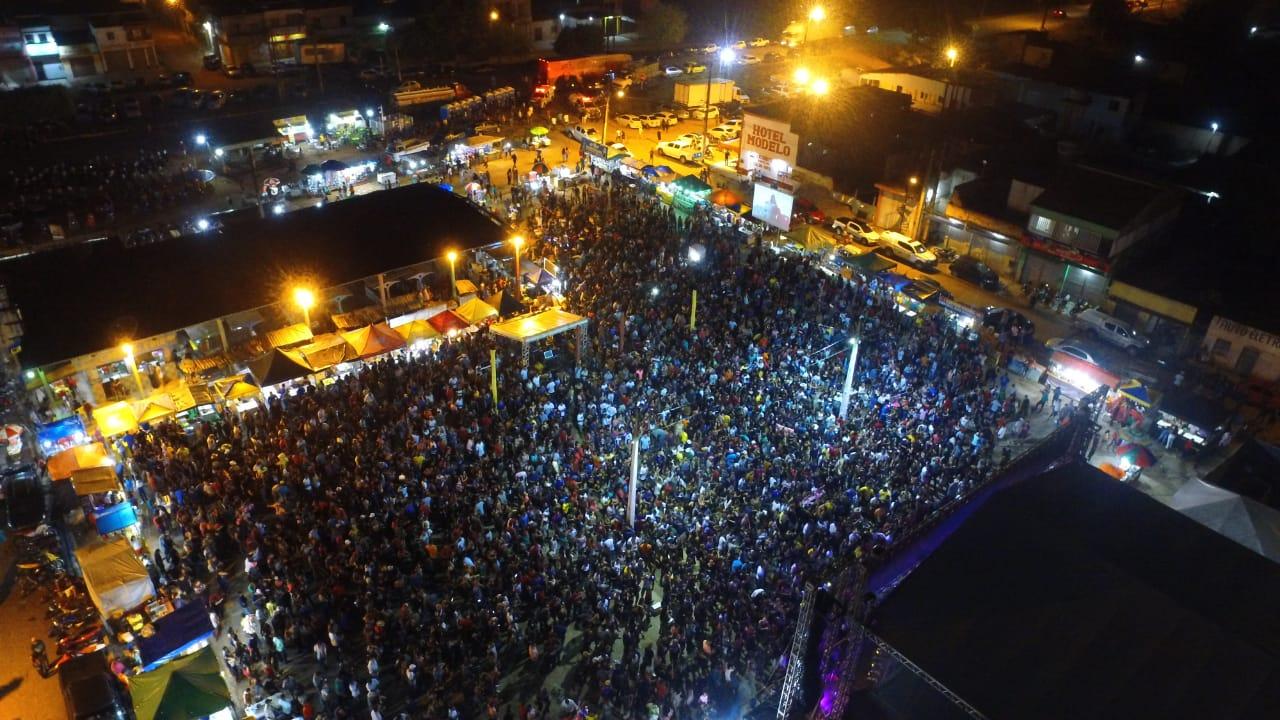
xmin=740 ymin=113 xmax=799 ymax=179
xmin=752 ymin=183 xmax=794 ymax=231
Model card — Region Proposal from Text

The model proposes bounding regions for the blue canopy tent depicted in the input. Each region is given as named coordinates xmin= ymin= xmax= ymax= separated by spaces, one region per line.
xmin=136 ymin=599 xmax=214 ymax=673
xmin=94 ymin=502 xmax=138 ymax=535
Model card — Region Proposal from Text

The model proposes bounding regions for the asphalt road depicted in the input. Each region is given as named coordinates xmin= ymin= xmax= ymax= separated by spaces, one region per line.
xmin=0 ymin=559 xmax=62 ymax=720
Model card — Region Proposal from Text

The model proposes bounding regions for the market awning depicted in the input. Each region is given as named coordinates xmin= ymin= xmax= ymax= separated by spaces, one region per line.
xmin=1159 ymin=389 xmax=1229 ymax=433
xmin=484 ymin=290 xmax=527 ymax=318
xmin=46 ymin=442 xmax=112 ymax=481
xmin=455 ymin=298 xmax=499 ymax=324
xmin=847 ymin=252 xmax=897 ymax=275
xmin=71 ymin=465 xmax=119 ymax=496
xmin=266 ymin=323 xmax=314 ymax=349
xmin=136 ymin=599 xmax=214 ymax=673
xmin=456 ymin=278 xmax=480 ymax=296
xmin=490 ymin=309 xmax=588 ymax=344
xmin=427 ymin=310 xmax=470 ymax=334
xmin=466 ymin=134 xmax=504 ymax=148
xmin=93 ymin=401 xmax=139 ymax=438
xmin=331 ymin=306 xmax=386 ymax=331
xmin=673 ymin=175 xmax=712 ymax=194
xmin=295 ymin=333 xmax=359 ymax=369
xmin=130 ymin=646 xmax=231 ymax=720
xmin=134 ymin=393 xmax=178 ymax=424
xmin=248 ymin=348 xmax=314 ymax=387
xmin=164 ymin=382 xmax=216 ymax=413
xmin=392 ymin=319 xmax=442 ymax=343
xmin=340 ymin=323 xmax=407 ymax=358
xmin=94 ymin=501 xmax=138 ymax=535
xmin=211 ymin=374 xmax=261 ymax=401
xmin=75 ymin=537 xmax=155 ymax=616
xmin=1117 ymin=379 xmax=1156 ymax=408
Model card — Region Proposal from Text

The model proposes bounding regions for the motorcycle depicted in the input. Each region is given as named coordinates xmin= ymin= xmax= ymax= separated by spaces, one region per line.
xmin=56 ymin=624 xmax=105 ymax=654
xmin=32 ymin=636 xmax=108 ymax=677
xmin=49 ymin=608 xmax=98 ymax=631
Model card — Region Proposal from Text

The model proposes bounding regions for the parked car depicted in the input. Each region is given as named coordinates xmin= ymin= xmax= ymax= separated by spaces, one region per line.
xmin=617 ymin=113 xmax=643 ymax=129
xmin=750 ymin=37 xmax=771 ymax=47
xmin=732 ymin=40 xmax=747 ymax=49
xmin=202 ymin=53 xmax=221 ymax=70
xmin=1075 ymin=308 xmax=1150 ymax=353
xmin=223 ymin=65 xmax=244 ymax=79
xmin=569 ymin=125 xmax=599 ymax=142
xmin=1046 ymin=338 xmax=1101 ymax=366
xmin=949 ymin=255 xmax=1001 ymax=290
xmin=609 ymin=142 xmax=632 ymax=157
xmin=792 ymin=197 xmax=827 ymax=225
xmin=831 ymin=217 xmax=878 ymax=245
xmin=983 ymin=307 xmax=1036 ymax=337
xmin=202 ymin=90 xmax=227 ymax=110
xmin=60 ymin=652 xmax=130 ymax=720
xmin=764 ymin=51 xmax=784 ymax=62
xmin=395 ymin=80 xmax=422 ymax=93
xmin=741 ymin=54 xmax=762 ymax=65
xmin=683 ymin=62 xmax=707 ymax=74
xmin=880 ymin=231 xmax=937 ymax=267
xmin=657 ymin=138 xmax=699 ymax=162
xmin=701 ymin=43 xmax=719 ymax=54
xmin=707 ymin=124 xmax=739 ymax=141
xmin=663 ymin=66 xmax=684 ymax=76
xmin=358 ymin=67 xmax=384 ymax=82
xmin=691 ymin=105 xmax=719 ymax=120
xmin=652 ymin=111 xmax=680 ymax=127
xmin=2 ymin=469 xmax=46 ymax=532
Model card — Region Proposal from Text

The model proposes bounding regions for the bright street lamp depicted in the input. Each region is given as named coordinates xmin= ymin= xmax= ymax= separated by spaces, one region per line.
xmin=810 ymin=77 xmax=830 ymax=95
xmin=489 ymin=9 xmax=499 ymax=22
xmin=601 ymin=87 xmax=624 ymax=145
xmin=446 ymin=250 xmax=459 ymax=299
xmin=293 ymin=287 xmax=315 ymax=327
xmin=809 ymin=5 xmax=826 ymax=22
xmin=794 ymin=67 xmax=811 ymax=85
xmin=121 ymin=342 xmax=146 ymax=396
xmin=377 ymin=22 xmax=390 ymax=32
xmin=945 ymin=46 xmax=959 ymax=67
xmin=195 ymin=133 xmax=207 ymax=145
xmin=719 ymin=48 xmax=735 ymax=65
xmin=511 ymin=236 xmax=525 ymax=297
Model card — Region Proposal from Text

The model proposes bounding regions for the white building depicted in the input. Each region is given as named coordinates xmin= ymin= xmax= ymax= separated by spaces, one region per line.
xmin=1202 ymin=317 xmax=1280 ymax=381
xmin=859 ymin=68 xmax=989 ymax=114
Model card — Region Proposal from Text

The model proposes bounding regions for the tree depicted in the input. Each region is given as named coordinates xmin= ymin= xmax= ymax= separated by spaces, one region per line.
xmin=638 ymin=1 xmax=689 ymax=47
xmin=554 ymin=26 xmax=605 ymax=56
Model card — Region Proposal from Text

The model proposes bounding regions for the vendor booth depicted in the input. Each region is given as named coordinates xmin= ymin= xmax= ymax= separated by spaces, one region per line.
xmin=393 ymin=319 xmax=442 ymax=346
xmin=1155 ymin=388 xmax=1229 ymax=448
xmin=339 ymin=323 xmax=406 ymax=359
xmin=666 ymin=175 xmax=712 ymax=212
xmin=36 ymin=415 xmax=89 ymax=455
xmin=130 ymin=646 xmax=233 ymax=720
xmin=136 ymin=599 xmax=215 ymax=673
xmin=490 ymin=309 xmax=589 ymax=365
xmin=273 ymin=115 xmax=314 ymax=144
xmin=93 ymin=501 xmax=139 ymax=536
xmin=71 ymin=465 xmax=120 ymax=496
xmin=47 ymin=441 xmax=112 ymax=480
xmin=248 ymin=348 xmax=315 ymax=389
xmin=92 ymin=401 xmax=140 ymax=438
xmin=455 ymin=298 xmax=499 ymax=325
xmin=75 ymin=537 xmax=155 ymax=617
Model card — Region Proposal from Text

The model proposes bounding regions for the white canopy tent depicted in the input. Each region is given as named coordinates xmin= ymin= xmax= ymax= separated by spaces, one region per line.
xmin=1169 ymin=479 xmax=1280 ymax=563
xmin=75 ymin=537 xmax=156 ymax=616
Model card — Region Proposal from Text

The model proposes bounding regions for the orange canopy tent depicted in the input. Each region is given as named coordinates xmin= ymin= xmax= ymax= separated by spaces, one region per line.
xmin=47 ymin=442 xmax=113 ymax=481
xmin=427 ymin=310 xmax=470 ymax=334
xmin=340 ymin=323 xmax=407 ymax=359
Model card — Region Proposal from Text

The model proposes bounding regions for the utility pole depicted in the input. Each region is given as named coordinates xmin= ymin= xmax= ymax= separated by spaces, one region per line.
xmin=839 ymin=337 xmax=859 ymax=420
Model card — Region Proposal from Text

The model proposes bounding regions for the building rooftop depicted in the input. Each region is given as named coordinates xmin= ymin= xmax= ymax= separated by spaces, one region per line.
xmin=1 ymin=184 xmax=506 ymax=367
xmin=1031 ymin=165 xmax=1170 ymax=231
xmin=872 ymin=461 xmax=1280 ymax=720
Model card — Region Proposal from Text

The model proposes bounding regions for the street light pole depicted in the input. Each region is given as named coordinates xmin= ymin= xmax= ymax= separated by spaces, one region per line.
xmin=511 ymin=235 xmax=525 ymax=297
xmin=447 ymin=250 xmax=458 ymax=299
xmin=601 ymin=88 xmax=623 ymax=144
xmin=839 ymin=337 xmax=860 ymax=420
xmin=294 ymin=287 xmax=315 ymax=328
xmin=122 ymin=343 xmax=146 ymax=397
xmin=705 ymin=49 xmax=734 ymax=165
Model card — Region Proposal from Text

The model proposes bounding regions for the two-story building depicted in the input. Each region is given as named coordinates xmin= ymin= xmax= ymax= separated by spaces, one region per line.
xmin=207 ymin=0 xmax=354 ymax=69
xmin=0 ymin=22 xmax=36 ymax=87
xmin=1017 ymin=165 xmax=1182 ymax=303
xmin=987 ymin=54 xmax=1145 ymax=142
xmin=7 ymin=1 xmax=158 ymax=84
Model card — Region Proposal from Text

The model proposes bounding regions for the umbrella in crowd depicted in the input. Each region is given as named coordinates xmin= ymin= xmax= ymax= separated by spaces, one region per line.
xmin=531 ymin=161 xmax=550 ymax=175
xmin=1117 ymin=379 xmax=1154 ymax=407
xmin=1116 ymin=442 xmax=1158 ymax=468
xmin=641 ymin=165 xmax=660 ymax=177
xmin=529 ymin=126 xmax=549 ymax=136
xmin=320 ymin=159 xmax=348 ymax=173
xmin=300 ymin=163 xmax=323 ymax=177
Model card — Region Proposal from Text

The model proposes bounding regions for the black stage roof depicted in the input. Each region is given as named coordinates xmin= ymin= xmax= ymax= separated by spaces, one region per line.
xmin=2 ymin=184 xmax=505 ymax=367
xmin=870 ymin=461 xmax=1280 ymax=720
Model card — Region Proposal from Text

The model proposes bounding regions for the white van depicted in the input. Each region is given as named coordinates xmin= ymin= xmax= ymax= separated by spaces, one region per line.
xmin=1075 ymin=308 xmax=1149 ymax=353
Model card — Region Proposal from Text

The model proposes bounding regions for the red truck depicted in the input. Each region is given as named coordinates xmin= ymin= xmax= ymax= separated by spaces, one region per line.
xmin=537 ymin=53 xmax=632 ymax=85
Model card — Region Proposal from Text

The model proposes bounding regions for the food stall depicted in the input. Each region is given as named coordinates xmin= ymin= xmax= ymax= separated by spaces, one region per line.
xmin=75 ymin=537 xmax=156 ymax=619
xmin=272 ymin=115 xmax=314 ymax=148
xmin=134 ymin=599 xmax=215 ymax=673
xmin=129 ymin=647 xmax=233 ymax=720
xmin=37 ymin=415 xmax=90 ymax=456
xmin=666 ymin=175 xmax=713 ymax=212
xmin=1154 ymin=388 xmax=1229 ymax=448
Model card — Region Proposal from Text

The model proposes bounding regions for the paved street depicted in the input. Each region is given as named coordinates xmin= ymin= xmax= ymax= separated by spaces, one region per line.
xmin=0 ymin=558 xmax=62 ymax=720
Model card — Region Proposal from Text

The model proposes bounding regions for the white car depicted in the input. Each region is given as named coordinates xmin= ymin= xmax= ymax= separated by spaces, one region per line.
xmin=569 ymin=125 xmax=599 ymax=142
xmin=640 ymin=114 xmax=664 ymax=128
xmin=652 ymin=111 xmax=680 ymax=127
xmin=832 ymin=217 xmax=879 ymax=245
xmin=609 ymin=142 xmax=632 ymax=157
xmin=691 ymin=105 xmax=720 ymax=120
xmin=610 ymin=75 xmax=633 ymax=89
xmin=657 ymin=138 xmax=700 ymax=162
xmin=702 ymin=43 xmax=719 ymax=54
xmin=707 ymin=124 xmax=739 ymax=141
xmin=741 ymin=55 xmax=762 ymax=65
xmin=722 ymin=118 xmax=742 ymax=129
xmin=1074 ymin=308 xmax=1149 ymax=353
xmin=616 ymin=113 xmax=643 ymax=129
xmin=663 ymin=66 xmax=684 ymax=77
xmin=732 ymin=40 xmax=747 ymax=49
xmin=880 ymin=231 xmax=937 ymax=267
xmin=394 ymin=80 xmax=421 ymax=93
xmin=750 ymin=37 xmax=770 ymax=47
xmin=677 ymin=132 xmax=706 ymax=147
xmin=1046 ymin=338 xmax=1101 ymax=366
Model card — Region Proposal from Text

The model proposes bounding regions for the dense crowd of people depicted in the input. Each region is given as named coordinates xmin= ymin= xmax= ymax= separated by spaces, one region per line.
xmin=0 ymin=148 xmax=210 ymax=244
xmin=121 ymin=178 xmax=1045 ymax=720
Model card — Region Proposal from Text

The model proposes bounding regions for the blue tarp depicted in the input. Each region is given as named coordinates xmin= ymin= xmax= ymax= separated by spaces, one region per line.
xmin=94 ymin=502 xmax=138 ymax=535
xmin=137 ymin=599 xmax=213 ymax=672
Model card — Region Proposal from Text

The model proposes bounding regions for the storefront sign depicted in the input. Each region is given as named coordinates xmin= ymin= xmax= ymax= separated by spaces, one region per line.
xmin=1210 ymin=316 xmax=1280 ymax=351
xmin=739 ymin=113 xmax=798 ymax=177
xmin=1019 ymin=232 xmax=1110 ymax=273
